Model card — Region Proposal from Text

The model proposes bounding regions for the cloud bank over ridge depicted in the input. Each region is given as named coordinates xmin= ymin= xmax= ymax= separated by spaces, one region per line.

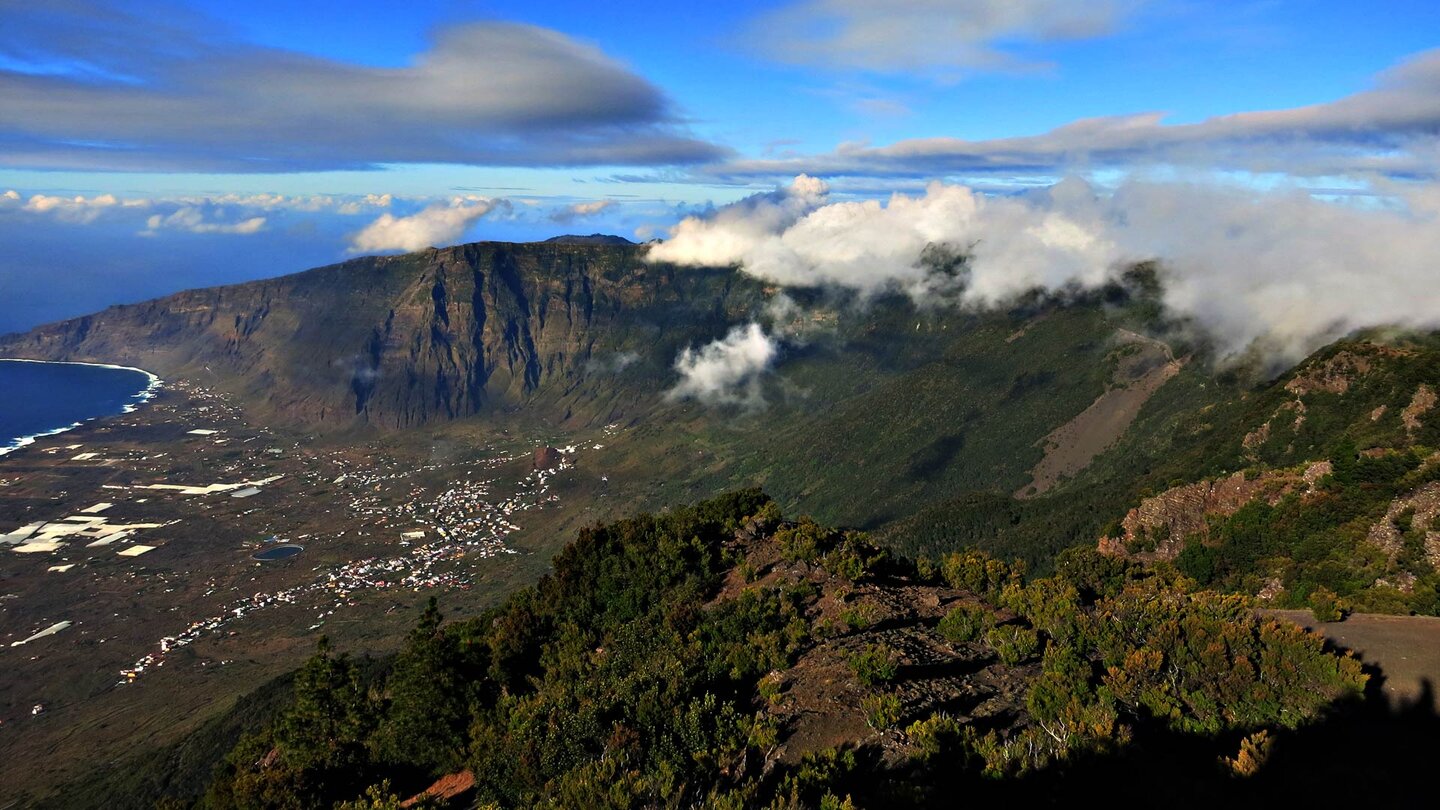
xmin=651 ymin=175 xmax=1440 ymax=364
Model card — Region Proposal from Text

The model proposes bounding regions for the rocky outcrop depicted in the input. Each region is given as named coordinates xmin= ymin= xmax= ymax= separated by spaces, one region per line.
xmin=1100 ymin=461 xmax=1331 ymax=561
xmin=1283 ymin=349 xmax=1380 ymax=395
xmin=0 ymin=241 xmax=765 ymax=429
xmin=1402 ymin=384 xmax=1436 ymax=434
xmin=1365 ymin=480 xmax=1440 ymax=574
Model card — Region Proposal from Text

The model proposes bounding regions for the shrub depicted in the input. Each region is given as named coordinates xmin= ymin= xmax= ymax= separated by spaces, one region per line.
xmin=1221 ymin=730 xmax=1274 ymax=778
xmin=906 ymin=713 xmax=962 ymax=761
xmin=777 ymin=518 xmax=832 ymax=563
xmin=1309 ymin=586 xmax=1349 ymax=622
xmin=758 ymin=673 xmax=785 ymax=706
xmin=985 ymin=625 xmax=1040 ymax=665
xmin=849 ymin=644 xmax=900 ymax=686
xmin=861 ymin=693 xmax=903 ymax=730
xmin=915 ymin=556 xmax=940 ymax=583
xmin=753 ymin=500 xmax=784 ymax=527
xmin=936 ymin=603 xmax=991 ymax=643
xmin=839 ymin=600 xmax=881 ymax=632
xmin=940 ymin=550 xmax=1013 ymax=600
xmin=821 ymin=533 xmax=887 ymax=582
xmin=1054 ymin=546 xmax=1132 ymax=601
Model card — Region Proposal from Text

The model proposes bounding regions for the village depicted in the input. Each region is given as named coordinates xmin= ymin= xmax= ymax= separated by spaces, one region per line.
xmin=117 ymin=445 xmax=578 ymax=682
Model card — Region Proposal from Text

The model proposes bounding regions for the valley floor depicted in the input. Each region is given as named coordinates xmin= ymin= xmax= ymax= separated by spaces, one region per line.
xmin=0 ymin=383 xmax=630 ymax=802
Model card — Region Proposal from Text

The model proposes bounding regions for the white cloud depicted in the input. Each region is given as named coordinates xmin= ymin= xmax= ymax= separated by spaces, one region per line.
xmin=571 ymin=200 xmax=615 ymax=216
xmin=747 ymin=0 xmax=1143 ymax=75
xmin=585 ymin=350 xmax=641 ymax=374
xmin=667 ymin=323 xmax=779 ymax=407
xmin=1100 ymin=181 xmax=1440 ymax=361
xmin=648 ymin=174 xmax=830 ymax=269
xmin=650 ymin=175 xmax=1117 ymax=302
xmin=20 ymin=192 xmax=139 ymax=223
xmin=650 ymin=175 xmax=1440 ymax=365
xmin=336 ymin=194 xmax=394 ymax=215
xmin=348 ymin=198 xmax=502 ymax=253
xmin=570 ymin=198 xmax=610 ymax=214
xmin=141 ymin=206 xmax=266 ymax=235
xmin=549 ymin=199 xmax=617 ymax=223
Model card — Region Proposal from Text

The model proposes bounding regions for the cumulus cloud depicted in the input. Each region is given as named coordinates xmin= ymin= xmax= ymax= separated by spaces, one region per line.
xmin=348 ymin=198 xmax=503 ymax=253
xmin=649 ymin=175 xmax=831 ymax=268
xmin=650 ymin=175 xmax=1115 ymax=303
xmin=0 ymin=188 xmax=405 ymax=225
xmin=140 ymin=206 xmax=266 ymax=236
xmin=336 ymin=194 xmax=395 ymax=215
xmin=17 ymin=192 xmax=147 ymax=223
xmin=550 ymin=200 xmax=617 ymax=222
xmin=667 ymin=323 xmax=780 ymax=407
xmin=0 ymin=3 xmax=723 ymax=172
xmin=1099 ymin=182 xmax=1440 ymax=361
xmin=650 ymin=175 xmax=1440 ymax=365
xmin=711 ymin=48 xmax=1440 ymax=183
xmin=746 ymin=0 xmax=1143 ymax=75
xmin=0 ymin=188 xmax=496 ymax=251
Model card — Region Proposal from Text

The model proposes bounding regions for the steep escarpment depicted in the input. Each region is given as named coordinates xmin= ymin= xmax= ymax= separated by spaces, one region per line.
xmin=0 ymin=242 xmax=763 ymax=428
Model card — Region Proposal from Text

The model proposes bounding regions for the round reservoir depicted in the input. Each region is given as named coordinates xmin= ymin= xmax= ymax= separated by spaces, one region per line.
xmin=253 ymin=544 xmax=304 ymax=561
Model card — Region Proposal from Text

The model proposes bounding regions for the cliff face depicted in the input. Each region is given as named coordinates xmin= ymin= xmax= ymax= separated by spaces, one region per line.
xmin=0 ymin=242 xmax=763 ymax=428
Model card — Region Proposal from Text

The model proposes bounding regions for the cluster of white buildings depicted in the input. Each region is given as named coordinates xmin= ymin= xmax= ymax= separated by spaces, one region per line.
xmin=117 ymin=446 xmax=579 ymax=684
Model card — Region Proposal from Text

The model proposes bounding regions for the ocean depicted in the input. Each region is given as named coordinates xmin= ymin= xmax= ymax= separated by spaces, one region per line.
xmin=0 ymin=359 xmax=160 ymax=455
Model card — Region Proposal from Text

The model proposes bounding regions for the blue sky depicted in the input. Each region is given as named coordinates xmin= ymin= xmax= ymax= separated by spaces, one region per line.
xmin=1 ymin=0 xmax=1439 ymax=332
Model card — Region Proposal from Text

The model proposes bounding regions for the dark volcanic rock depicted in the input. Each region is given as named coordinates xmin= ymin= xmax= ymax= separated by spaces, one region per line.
xmin=533 ymin=446 xmax=564 ymax=470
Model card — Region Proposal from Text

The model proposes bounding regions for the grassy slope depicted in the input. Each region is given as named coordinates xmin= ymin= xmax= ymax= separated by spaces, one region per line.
xmin=600 ymin=302 xmax=1125 ymax=537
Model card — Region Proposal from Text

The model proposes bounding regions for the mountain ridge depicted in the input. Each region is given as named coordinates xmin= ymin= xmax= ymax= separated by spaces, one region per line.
xmin=0 ymin=241 xmax=763 ymax=429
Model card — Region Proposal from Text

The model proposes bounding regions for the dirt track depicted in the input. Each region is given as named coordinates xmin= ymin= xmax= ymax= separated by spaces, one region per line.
xmin=1268 ymin=610 xmax=1440 ymax=709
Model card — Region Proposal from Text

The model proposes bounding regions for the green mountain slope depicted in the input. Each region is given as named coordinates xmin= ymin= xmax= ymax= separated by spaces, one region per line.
xmin=0 ymin=242 xmax=1177 ymax=540
xmin=9 ymin=239 xmax=1440 ymax=616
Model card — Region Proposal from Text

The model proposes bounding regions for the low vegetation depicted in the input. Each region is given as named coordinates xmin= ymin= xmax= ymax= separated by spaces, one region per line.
xmin=175 ymin=492 xmax=1368 ymax=808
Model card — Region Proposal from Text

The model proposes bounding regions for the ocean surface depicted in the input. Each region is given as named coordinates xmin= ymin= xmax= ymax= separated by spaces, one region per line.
xmin=0 ymin=359 xmax=159 ymax=455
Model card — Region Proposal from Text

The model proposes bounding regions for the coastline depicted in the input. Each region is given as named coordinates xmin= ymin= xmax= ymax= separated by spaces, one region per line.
xmin=0 ymin=359 xmax=164 ymax=457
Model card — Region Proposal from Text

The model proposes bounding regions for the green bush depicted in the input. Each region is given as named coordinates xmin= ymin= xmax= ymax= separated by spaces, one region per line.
xmin=839 ymin=600 xmax=881 ymax=632
xmin=848 ymin=644 xmax=900 ymax=686
xmin=758 ymin=673 xmax=785 ymax=706
xmin=777 ymin=517 xmax=833 ymax=563
xmin=861 ymin=693 xmax=903 ymax=730
xmin=936 ymin=603 xmax=991 ymax=643
xmin=906 ymin=713 xmax=962 ymax=761
xmin=985 ymin=625 xmax=1040 ymax=665
xmin=1309 ymin=586 xmax=1349 ymax=622
xmin=821 ymin=533 xmax=887 ymax=582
